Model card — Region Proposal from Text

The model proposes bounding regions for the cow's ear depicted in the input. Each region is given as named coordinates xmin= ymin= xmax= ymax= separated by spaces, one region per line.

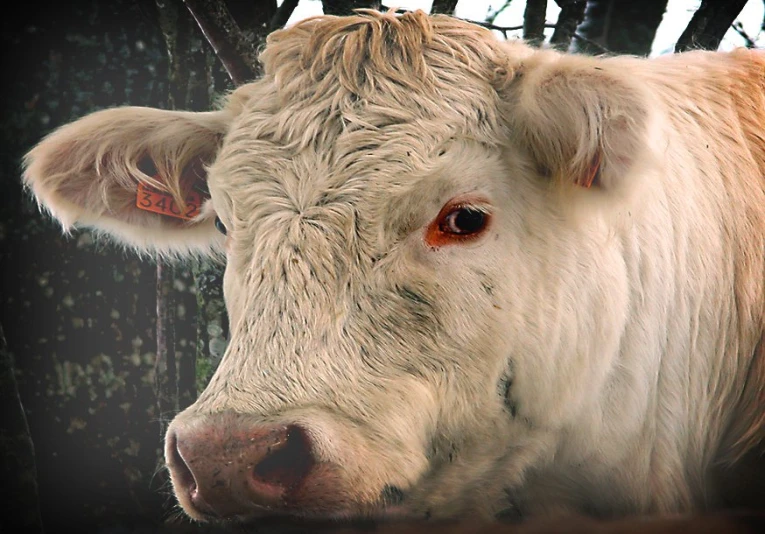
xmin=23 ymin=106 xmax=232 ymax=257
xmin=500 ymin=51 xmax=657 ymax=197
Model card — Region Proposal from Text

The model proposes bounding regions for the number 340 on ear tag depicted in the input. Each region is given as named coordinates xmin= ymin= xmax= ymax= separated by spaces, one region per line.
xmin=136 ymin=182 xmax=203 ymax=220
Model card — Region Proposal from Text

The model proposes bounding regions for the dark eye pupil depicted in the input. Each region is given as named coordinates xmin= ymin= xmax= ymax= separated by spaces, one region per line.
xmin=453 ymin=208 xmax=484 ymax=233
xmin=214 ymin=216 xmax=227 ymax=235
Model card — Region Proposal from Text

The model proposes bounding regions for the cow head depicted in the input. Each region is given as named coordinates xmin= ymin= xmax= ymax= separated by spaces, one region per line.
xmin=24 ymin=10 xmax=658 ymax=522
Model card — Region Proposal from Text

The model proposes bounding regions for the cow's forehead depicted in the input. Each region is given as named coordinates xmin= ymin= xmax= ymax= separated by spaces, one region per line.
xmin=211 ymin=108 xmax=432 ymax=222
xmin=211 ymin=113 xmax=499 ymax=246
xmin=214 ymin=109 xmax=504 ymax=232
xmin=258 ymin=9 xmax=511 ymax=109
xmin=208 ymin=11 xmax=519 ymax=214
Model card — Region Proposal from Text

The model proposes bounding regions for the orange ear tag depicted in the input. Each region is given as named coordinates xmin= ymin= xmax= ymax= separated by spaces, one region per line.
xmin=136 ymin=182 xmax=203 ymax=220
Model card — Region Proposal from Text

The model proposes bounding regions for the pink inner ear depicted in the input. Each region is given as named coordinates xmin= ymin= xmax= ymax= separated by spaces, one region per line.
xmin=182 ymin=156 xmax=209 ymax=194
xmin=137 ymin=156 xmax=159 ymax=179
xmin=136 ymin=155 xmax=209 ymax=196
xmin=576 ymin=151 xmax=603 ymax=189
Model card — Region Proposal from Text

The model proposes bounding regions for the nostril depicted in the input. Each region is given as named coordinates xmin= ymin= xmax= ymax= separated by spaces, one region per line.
xmin=166 ymin=420 xmax=320 ymax=517
xmin=252 ymin=425 xmax=315 ymax=491
xmin=167 ymin=431 xmax=198 ymax=499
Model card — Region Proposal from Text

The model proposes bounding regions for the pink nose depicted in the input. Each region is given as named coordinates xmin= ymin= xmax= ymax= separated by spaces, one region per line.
xmin=166 ymin=414 xmax=315 ymax=518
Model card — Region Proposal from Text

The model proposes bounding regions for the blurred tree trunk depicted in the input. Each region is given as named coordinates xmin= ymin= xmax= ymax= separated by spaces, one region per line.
xmin=431 ymin=0 xmax=459 ymax=14
xmin=550 ymin=0 xmax=587 ymax=51
xmin=523 ymin=0 xmax=548 ymax=47
xmin=675 ymin=0 xmax=748 ymax=52
xmin=0 ymin=323 xmax=44 ymax=533
xmin=183 ymin=0 xmax=264 ymax=83
xmin=271 ymin=0 xmax=301 ymax=30
xmin=321 ymin=0 xmax=381 ymax=16
xmin=573 ymin=0 xmax=668 ymax=55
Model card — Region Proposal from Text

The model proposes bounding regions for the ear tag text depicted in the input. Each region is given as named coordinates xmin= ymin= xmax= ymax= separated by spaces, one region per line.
xmin=136 ymin=181 xmax=203 ymax=220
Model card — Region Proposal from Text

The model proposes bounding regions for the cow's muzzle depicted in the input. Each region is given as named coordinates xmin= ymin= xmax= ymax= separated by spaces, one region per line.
xmin=166 ymin=412 xmax=329 ymax=520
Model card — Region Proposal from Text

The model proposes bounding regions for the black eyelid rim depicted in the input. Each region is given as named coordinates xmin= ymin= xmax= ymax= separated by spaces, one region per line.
xmin=214 ymin=215 xmax=227 ymax=235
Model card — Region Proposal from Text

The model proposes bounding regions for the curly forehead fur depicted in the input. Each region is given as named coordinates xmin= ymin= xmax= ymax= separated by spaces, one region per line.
xmin=264 ymin=9 xmax=514 ymax=99
xmin=234 ymin=10 xmax=530 ymax=150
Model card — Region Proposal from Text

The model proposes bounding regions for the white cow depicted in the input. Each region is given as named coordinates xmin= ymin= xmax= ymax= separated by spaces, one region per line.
xmin=23 ymin=9 xmax=765 ymax=523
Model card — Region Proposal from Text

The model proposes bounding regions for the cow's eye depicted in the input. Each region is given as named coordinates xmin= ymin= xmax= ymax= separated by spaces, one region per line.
xmin=440 ymin=207 xmax=487 ymax=235
xmin=425 ymin=198 xmax=491 ymax=247
xmin=214 ymin=216 xmax=227 ymax=235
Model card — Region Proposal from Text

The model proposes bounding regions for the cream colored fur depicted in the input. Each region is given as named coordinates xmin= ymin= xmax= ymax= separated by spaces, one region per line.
xmin=23 ymin=9 xmax=765 ymax=521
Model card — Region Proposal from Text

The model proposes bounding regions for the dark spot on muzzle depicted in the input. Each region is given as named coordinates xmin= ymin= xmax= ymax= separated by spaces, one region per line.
xmin=380 ymin=485 xmax=405 ymax=506
xmin=496 ymin=487 xmax=524 ymax=522
xmin=481 ymin=280 xmax=494 ymax=296
xmin=252 ymin=425 xmax=315 ymax=493
xmin=498 ymin=376 xmax=517 ymax=418
xmin=397 ymin=285 xmax=430 ymax=307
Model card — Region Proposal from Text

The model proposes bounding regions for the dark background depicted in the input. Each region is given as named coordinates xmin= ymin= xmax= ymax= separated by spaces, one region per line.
xmin=1 ymin=2 xmax=224 ymax=531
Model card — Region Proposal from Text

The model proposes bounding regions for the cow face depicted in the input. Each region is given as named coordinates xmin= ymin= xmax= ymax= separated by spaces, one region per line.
xmin=24 ymin=10 xmax=656 ymax=522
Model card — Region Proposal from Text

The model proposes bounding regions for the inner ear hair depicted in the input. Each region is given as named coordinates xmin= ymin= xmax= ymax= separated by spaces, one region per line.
xmin=502 ymin=51 xmax=655 ymax=196
xmin=574 ymin=151 xmax=603 ymax=189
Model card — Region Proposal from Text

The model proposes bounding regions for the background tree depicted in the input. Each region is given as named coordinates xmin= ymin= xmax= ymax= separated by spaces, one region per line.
xmin=432 ymin=0 xmax=460 ymax=14
xmin=572 ymin=0 xmax=670 ymax=55
xmin=676 ymin=0 xmax=751 ymax=52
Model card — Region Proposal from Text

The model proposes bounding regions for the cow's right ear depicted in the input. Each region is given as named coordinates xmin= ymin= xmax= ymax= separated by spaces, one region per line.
xmin=23 ymin=106 xmax=233 ymax=257
xmin=498 ymin=50 xmax=658 ymax=201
